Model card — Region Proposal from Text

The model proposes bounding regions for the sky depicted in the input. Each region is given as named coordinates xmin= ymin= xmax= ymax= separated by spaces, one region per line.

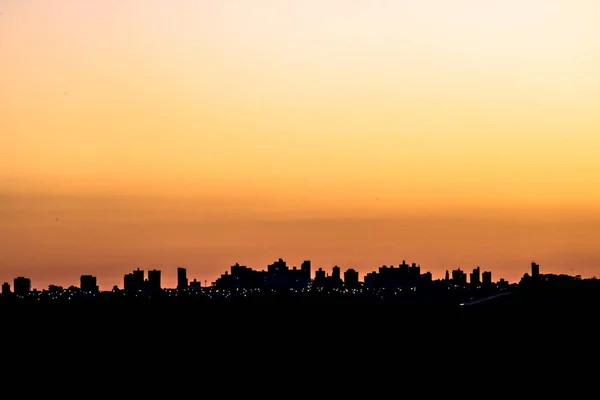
xmin=1 ymin=0 xmax=600 ymax=289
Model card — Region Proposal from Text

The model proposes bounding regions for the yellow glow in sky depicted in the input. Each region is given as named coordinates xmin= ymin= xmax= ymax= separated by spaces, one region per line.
xmin=1 ymin=0 xmax=600 ymax=288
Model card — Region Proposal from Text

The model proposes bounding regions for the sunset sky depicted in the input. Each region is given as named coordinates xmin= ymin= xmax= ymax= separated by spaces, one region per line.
xmin=1 ymin=0 xmax=600 ymax=289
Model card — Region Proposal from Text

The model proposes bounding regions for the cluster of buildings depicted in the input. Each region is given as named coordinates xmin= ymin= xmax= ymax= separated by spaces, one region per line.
xmin=212 ymin=258 xmax=521 ymax=291
xmin=1 ymin=260 xmax=543 ymax=296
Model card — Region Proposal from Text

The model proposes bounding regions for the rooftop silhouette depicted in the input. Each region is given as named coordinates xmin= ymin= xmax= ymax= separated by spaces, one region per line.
xmin=1 ymin=259 xmax=597 ymax=306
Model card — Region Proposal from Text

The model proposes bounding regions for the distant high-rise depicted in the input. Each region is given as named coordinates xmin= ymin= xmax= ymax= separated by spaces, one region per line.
xmin=482 ymin=271 xmax=492 ymax=285
xmin=189 ymin=279 xmax=201 ymax=289
xmin=332 ymin=266 xmax=341 ymax=281
xmin=421 ymin=271 xmax=433 ymax=284
xmin=80 ymin=275 xmax=99 ymax=293
xmin=13 ymin=277 xmax=31 ymax=296
xmin=268 ymin=258 xmax=287 ymax=274
xmin=531 ymin=262 xmax=540 ymax=279
xmin=124 ymin=268 xmax=145 ymax=292
xmin=301 ymin=260 xmax=311 ymax=281
xmin=177 ymin=267 xmax=188 ymax=290
xmin=344 ymin=269 xmax=359 ymax=288
xmin=148 ymin=269 xmax=161 ymax=291
xmin=470 ymin=267 xmax=481 ymax=286
xmin=409 ymin=263 xmax=420 ymax=283
xmin=1 ymin=282 xmax=10 ymax=295
xmin=314 ymin=268 xmax=326 ymax=283
xmin=133 ymin=268 xmax=144 ymax=288
xmin=123 ymin=273 xmax=134 ymax=292
xmin=451 ymin=268 xmax=467 ymax=286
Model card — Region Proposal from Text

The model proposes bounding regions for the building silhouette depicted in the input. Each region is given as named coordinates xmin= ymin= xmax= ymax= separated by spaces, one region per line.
xmin=177 ymin=267 xmax=188 ymax=290
xmin=133 ymin=268 xmax=144 ymax=287
xmin=124 ymin=268 xmax=145 ymax=292
xmin=470 ymin=267 xmax=481 ymax=286
xmin=2 ymin=282 xmax=10 ymax=295
xmin=482 ymin=271 xmax=492 ymax=285
xmin=451 ymin=268 xmax=467 ymax=286
xmin=301 ymin=260 xmax=311 ymax=283
xmin=13 ymin=277 xmax=31 ymax=296
xmin=344 ymin=269 xmax=359 ymax=288
xmin=1 ymin=259 xmax=580 ymax=306
xmin=215 ymin=258 xmax=312 ymax=290
xmin=189 ymin=279 xmax=201 ymax=290
xmin=148 ymin=269 xmax=161 ymax=292
xmin=332 ymin=266 xmax=340 ymax=280
xmin=80 ymin=275 xmax=99 ymax=293
xmin=363 ymin=261 xmax=429 ymax=289
xmin=532 ymin=262 xmax=540 ymax=279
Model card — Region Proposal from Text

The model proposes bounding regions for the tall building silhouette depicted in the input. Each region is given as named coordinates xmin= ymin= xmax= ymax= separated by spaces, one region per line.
xmin=124 ymin=268 xmax=145 ymax=292
xmin=451 ymin=269 xmax=467 ymax=286
xmin=123 ymin=273 xmax=134 ymax=292
xmin=1 ymin=282 xmax=10 ymax=295
xmin=13 ymin=277 xmax=31 ymax=296
xmin=332 ymin=266 xmax=341 ymax=281
xmin=531 ymin=262 xmax=540 ymax=279
xmin=133 ymin=268 xmax=144 ymax=287
xmin=344 ymin=268 xmax=359 ymax=288
xmin=301 ymin=260 xmax=311 ymax=282
xmin=80 ymin=275 xmax=99 ymax=293
xmin=314 ymin=268 xmax=326 ymax=285
xmin=148 ymin=269 xmax=161 ymax=291
xmin=482 ymin=271 xmax=492 ymax=285
xmin=470 ymin=267 xmax=481 ymax=286
xmin=177 ymin=267 xmax=188 ymax=290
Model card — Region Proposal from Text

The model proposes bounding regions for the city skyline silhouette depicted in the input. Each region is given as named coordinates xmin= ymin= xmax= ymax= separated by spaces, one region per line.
xmin=3 ymin=257 xmax=598 ymax=306
xmin=3 ymin=1 xmax=600 ymax=291
xmin=4 ymin=257 xmax=523 ymax=292
xmin=3 ymin=2 xmax=599 ymax=382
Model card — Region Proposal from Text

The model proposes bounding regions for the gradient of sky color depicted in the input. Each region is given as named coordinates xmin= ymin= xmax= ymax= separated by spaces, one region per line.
xmin=1 ymin=0 xmax=600 ymax=289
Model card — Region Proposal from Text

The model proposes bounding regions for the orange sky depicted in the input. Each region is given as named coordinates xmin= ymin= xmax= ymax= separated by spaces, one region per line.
xmin=1 ymin=0 xmax=600 ymax=289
